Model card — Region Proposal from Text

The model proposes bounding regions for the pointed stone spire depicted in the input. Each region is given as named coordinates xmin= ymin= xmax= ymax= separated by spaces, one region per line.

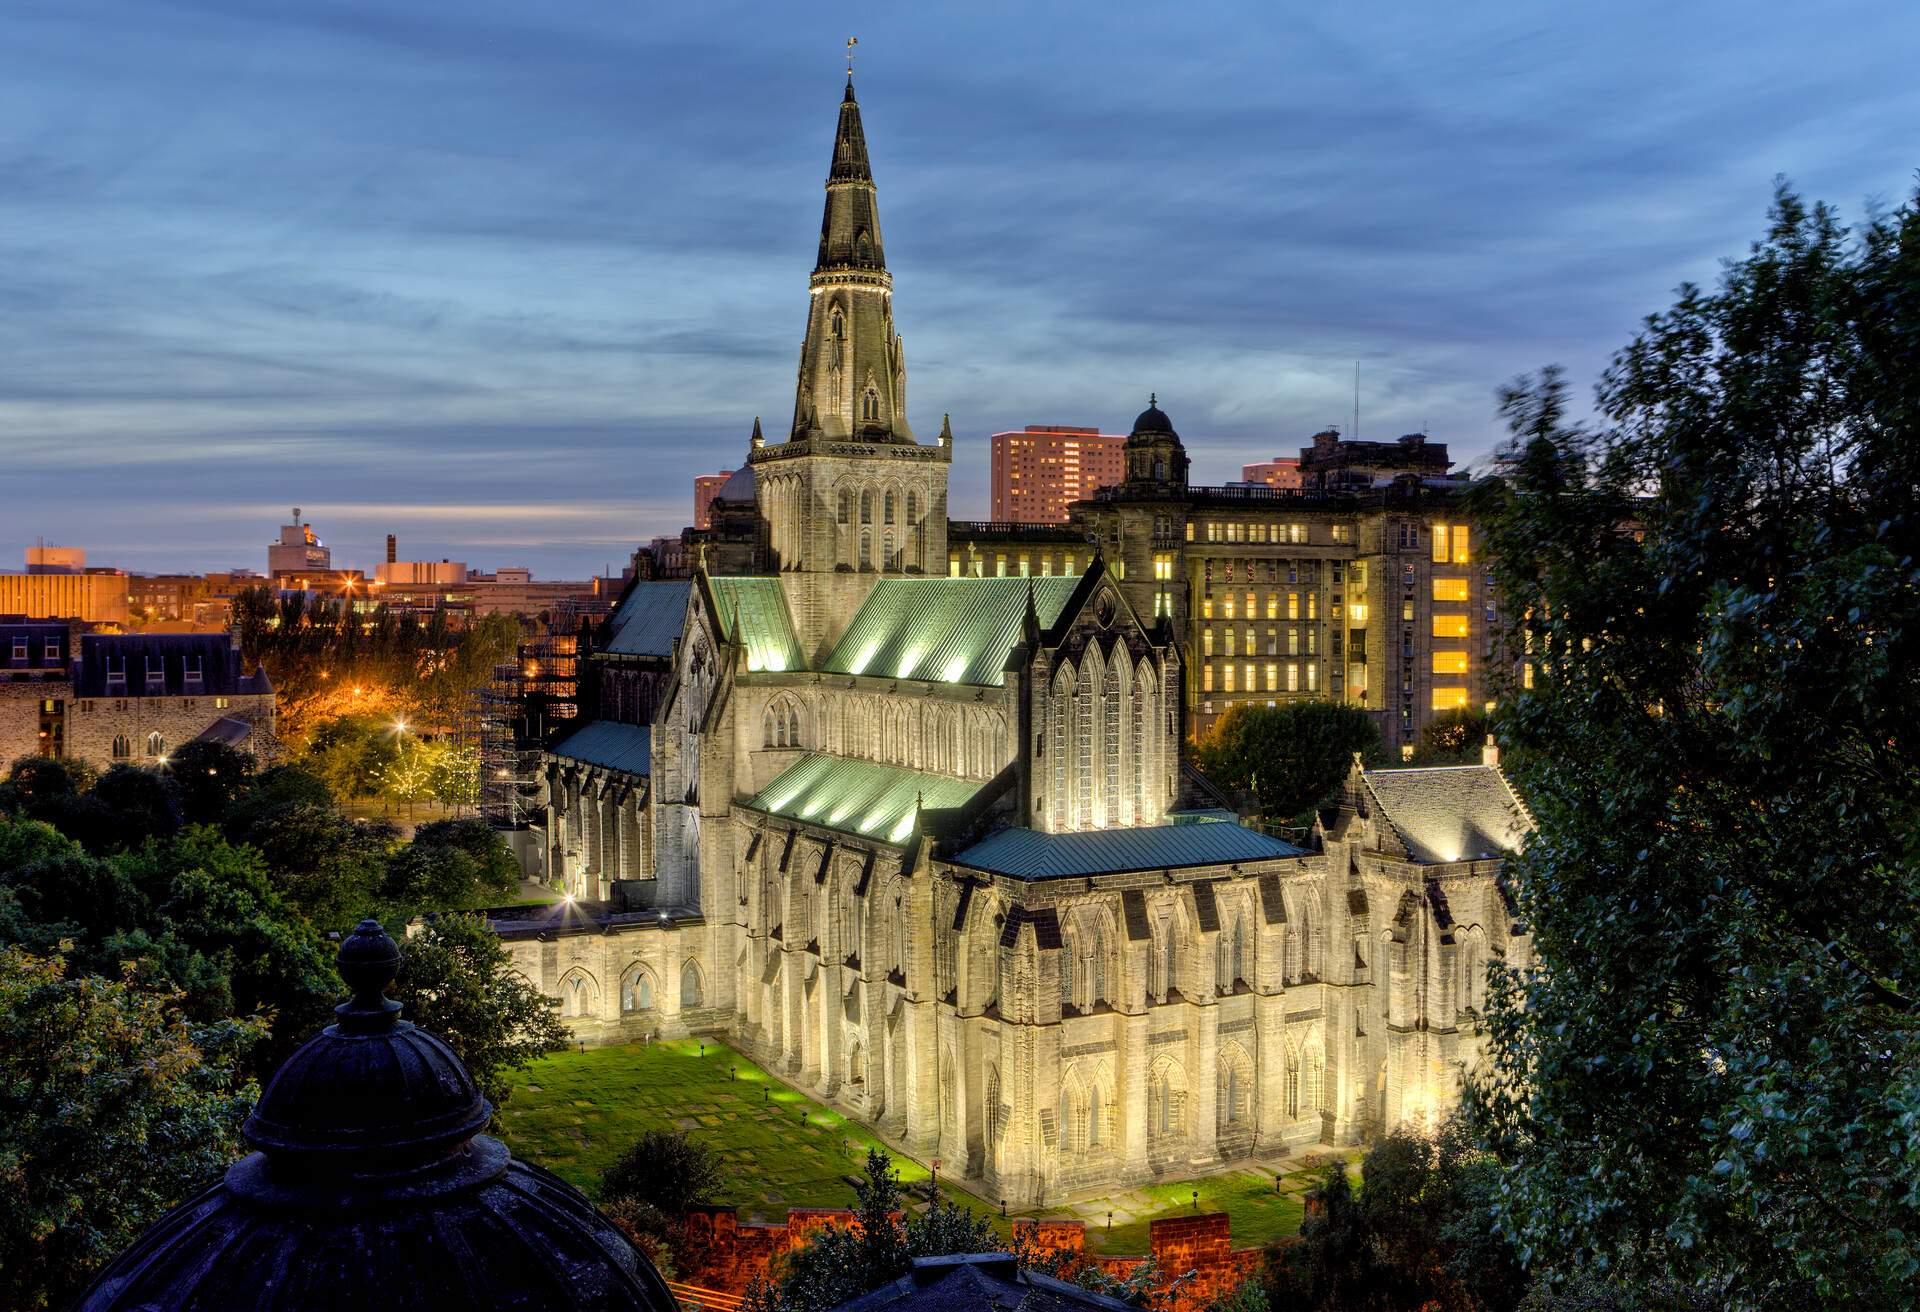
xmin=750 ymin=415 xmax=764 ymax=449
xmin=939 ymin=413 xmax=953 ymax=446
xmin=788 ymin=75 xmax=911 ymax=442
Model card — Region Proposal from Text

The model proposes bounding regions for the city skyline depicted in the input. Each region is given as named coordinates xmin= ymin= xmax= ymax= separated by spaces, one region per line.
xmin=5 ymin=1 xmax=1917 ymax=576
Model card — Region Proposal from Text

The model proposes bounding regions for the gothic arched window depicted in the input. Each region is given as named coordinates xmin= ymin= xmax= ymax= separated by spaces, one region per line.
xmin=860 ymin=490 xmax=872 ymax=524
xmin=622 ymin=968 xmax=654 ymax=1013
xmin=831 ymin=308 xmax=845 ymax=341
xmin=145 ymin=731 xmax=166 ymax=758
xmin=681 ymin=960 xmax=704 ymax=1009
xmin=838 ymin=489 xmax=851 ymax=524
xmin=906 ymin=491 xmax=918 ymax=524
xmin=111 ymin=734 xmax=130 ymax=760
xmin=884 ymin=490 xmax=896 ymax=524
xmin=862 ymin=387 xmax=879 ymax=422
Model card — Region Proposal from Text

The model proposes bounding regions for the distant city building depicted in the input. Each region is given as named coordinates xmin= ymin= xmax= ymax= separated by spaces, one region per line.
xmin=989 ymin=425 xmax=1125 ymax=523
xmin=0 ymin=550 xmax=129 ymax=626
xmin=267 ymin=508 xmax=331 ymax=578
xmin=1065 ymin=406 xmax=1492 ymax=747
xmin=0 ymin=623 xmax=274 ymax=768
xmin=25 ymin=543 xmax=87 ymax=573
xmin=693 ymin=471 xmax=736 ymax=531
xmin=1297 ymin=429 xmax=1452 ymax=492
xmin=1240 ymin=456 xmax=1302 ymax=490
xmin=375 ymin=558 xmax=469 ymax=586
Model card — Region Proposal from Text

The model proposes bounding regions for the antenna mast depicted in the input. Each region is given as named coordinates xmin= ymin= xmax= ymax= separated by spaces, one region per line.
xmin=1352 ymin=361 xmax=1360 ymax=443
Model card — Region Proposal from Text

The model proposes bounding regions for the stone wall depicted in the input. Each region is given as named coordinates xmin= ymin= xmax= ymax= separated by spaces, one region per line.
xmin=62 ymin=692 xmax=274 ymax=771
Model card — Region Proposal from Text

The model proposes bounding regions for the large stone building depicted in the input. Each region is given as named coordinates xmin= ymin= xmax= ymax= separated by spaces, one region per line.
xmin=0 ymin=622 xmax=276 ymax=768
xmin=495 ymin=74 xmax=1530 ymax=1209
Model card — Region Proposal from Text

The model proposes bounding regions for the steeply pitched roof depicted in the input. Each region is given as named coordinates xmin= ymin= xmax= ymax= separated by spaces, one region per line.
xmin=743 ymin=753 xmax=983 ymax=844
xmin=822 ymin=576 xmax=1079 ymax=687
xmin=73 ymin=634 xmax=266 ymax=697
xmin=838 ymin=1254 xmax=1137 ymax=1312
xmin=951 ymin=822 xmax=1305 ymax=881
xmin=604 ymin=581 xmax=693 ymax=657
xmin=550 ymin=721 xmax=652 ymax=776
xmin=709 ymin=576 xmax=804 ymax=673
xmin=1361 ymin=764 xmax=1531 ymax=864
xmin=191 ymin=715 xmax=256 ymax=749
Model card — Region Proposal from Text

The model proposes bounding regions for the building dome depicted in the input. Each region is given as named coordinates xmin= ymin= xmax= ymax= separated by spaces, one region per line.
xmin=714 ymin=465 xmax=757 ymax=503
xmin=1130 ymin=393 xmax=1176 ymax=438
xmin=75 ymin=921 xmax=676 ymax=1312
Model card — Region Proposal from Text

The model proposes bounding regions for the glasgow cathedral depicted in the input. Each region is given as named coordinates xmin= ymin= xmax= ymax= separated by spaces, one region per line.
xmin=493 ymin=73 xmax=1531 ymax=1210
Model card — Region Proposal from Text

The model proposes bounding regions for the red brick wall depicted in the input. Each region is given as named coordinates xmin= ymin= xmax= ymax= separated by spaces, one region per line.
xmin=683 ymin=1206 xmax=1262 ymax=1309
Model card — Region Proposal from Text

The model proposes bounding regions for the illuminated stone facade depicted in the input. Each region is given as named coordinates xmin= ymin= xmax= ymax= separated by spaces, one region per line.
xmin=499 ymin=76 xmax=1530 ymax=1208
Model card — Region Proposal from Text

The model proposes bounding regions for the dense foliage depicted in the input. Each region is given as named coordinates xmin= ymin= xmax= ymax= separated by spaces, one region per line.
xmin=1407 ymin=707 xmax=1492 ymax=765
xmin=393 ymin=913 xmax=570 ymax=1110
xmin=1468 ymin=185 xmax=1920 ymax=1306
xmin=1264 ymin=1129 xmax=1525 ymax=1312
xmin=231 ymin=589 xmax=522 ymax=747
xmin=1194 ymin=700 xmax=1382 ymax=822
xmin=597 ymin=1128 xmax=728 ymax=1275
xmin=0 ymin=948 xmax=261 ymax=1311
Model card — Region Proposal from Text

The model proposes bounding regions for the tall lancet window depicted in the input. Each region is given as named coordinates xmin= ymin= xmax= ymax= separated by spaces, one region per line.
xmin=1132 ymin=663 xmax=1152 ymax=822
xmin=1102 ymin=658 xmax=1122 ymax=827
xmin=1074 ymin=653 xmax=1095 ymax=829
xmin=1049 ymin=668 xmax=1071 ymax=833
xmin=862 ymin=387 xmax=879 ymax=422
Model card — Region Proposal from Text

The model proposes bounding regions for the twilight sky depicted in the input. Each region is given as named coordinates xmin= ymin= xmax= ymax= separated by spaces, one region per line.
xmin=3 ymin=1 xmax=1915 ymax=578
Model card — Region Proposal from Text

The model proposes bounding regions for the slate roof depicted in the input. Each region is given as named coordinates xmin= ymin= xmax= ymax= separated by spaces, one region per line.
xmin=837 ymin=1254 xmax=1136 ymax=1312
xmin=743 ymin=753 xmax=984 ymax=844
xmin=604 ymin=581 xmax=693 ymax=657
xmin=73 ymin=634 xmax=269 ymax=697
xmin=550 ymin=721 xmax=653 ymax=776
xmin=713 ymin=466 xmax=756 ymax=502
xmin=1361 ymin=764 xmax=1531 ymax=864
xmin=822 ymin=576 xmax=1080 ymax=687
xmin=710 ymin=576 xmax=805 ymax=673
xmin=951 ymin=822 xmax=1305 ymax=880
xmin=191 ymin=716 xmax=256 ymax=749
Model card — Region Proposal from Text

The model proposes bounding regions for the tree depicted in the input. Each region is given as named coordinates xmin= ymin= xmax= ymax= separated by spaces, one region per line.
xmin=599 ymin=1129 xmax=727 ymax=1274
xmin=381 ymin=817 xmax=522 ymax=913
xmin=163 ymin=739 xmax=256 ymax=825
xmin=0 ymin=947 xmax=261 ymax=1311
xmin=1408 ymin=707 xmax=1491 ymax=765
xmin=1195 ymin=700 xmax=1382 ymax=822
xmin=1468 ymin=185 xmax=1920 ymax=1307
xmin=389 ymin=913 xmax=569 ymax=1110
xmin=1263 ymin=1129 xmax=1526 ymax=1312
xmin=0 ymin=815 xmax=340 ymax=1083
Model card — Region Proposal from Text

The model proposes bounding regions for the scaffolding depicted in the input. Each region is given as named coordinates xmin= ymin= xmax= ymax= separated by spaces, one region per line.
xmin=474 ymin=604 xmax=591 ymax=830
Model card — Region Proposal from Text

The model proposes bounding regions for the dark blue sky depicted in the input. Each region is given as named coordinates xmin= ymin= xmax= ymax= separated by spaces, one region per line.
xmin=4 ymin=1 xmax=1915 ymax=577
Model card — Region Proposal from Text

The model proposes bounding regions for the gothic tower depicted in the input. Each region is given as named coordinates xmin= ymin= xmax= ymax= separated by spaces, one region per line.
xmin=750 ymin=73 xmax=951 ymax=660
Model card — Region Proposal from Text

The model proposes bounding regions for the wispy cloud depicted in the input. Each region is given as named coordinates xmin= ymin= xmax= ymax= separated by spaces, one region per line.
xmin=1 ymin=0 xmax=1914 ymax=573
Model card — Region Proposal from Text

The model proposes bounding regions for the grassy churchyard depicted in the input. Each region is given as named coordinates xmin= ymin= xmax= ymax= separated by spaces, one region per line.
xmin=499 ymin=1039 xmax=1344 ymax=1253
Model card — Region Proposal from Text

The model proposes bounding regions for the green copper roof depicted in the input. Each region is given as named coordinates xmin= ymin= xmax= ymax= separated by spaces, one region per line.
xmin=710 ymin=577 xmax=805 ymax=673
xmin=744 ymin=753 xmax=984 ymax=844
xmin=952 ymin=823 xmax=1305 ymax=880
xmin=822 ymin=576 xmax=1080 ymax=686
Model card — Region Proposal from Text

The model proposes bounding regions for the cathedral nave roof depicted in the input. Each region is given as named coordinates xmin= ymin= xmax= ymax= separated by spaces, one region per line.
xmin=550 ymin=720 xmax=653 ymax=775
xmin=823 ymin=575 xmax=1080 ymax=686
xmin=605 ymin=580 xmax=694 ymax=656
xmin=744 ymin=752 xmax=986 ymax=844
xmin=950 ymin=822 xmax=1305 ymax=881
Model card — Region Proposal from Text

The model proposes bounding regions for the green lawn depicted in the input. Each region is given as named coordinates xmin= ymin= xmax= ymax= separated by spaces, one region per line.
xmin=499 ymin=1039 xmax=996 ymax=1225
xmin=499 ymin=1039 xmax=1347 ymax=1251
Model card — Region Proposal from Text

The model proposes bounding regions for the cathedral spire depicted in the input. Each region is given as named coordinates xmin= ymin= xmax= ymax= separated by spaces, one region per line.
xmin=789 ymin=72 xmax=911 ymax=442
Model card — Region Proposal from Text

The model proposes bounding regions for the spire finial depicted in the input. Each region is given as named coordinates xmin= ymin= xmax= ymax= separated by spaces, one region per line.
xmin=1150 ymin=392 xmax=1157 ymax=407
xmin=845 ymin=35 xmax=858 ymax=80
xmin=939 ymin=413 xmax=953 ymax=445
xmin=334 ymin=918 xmax=402 ymax=1033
